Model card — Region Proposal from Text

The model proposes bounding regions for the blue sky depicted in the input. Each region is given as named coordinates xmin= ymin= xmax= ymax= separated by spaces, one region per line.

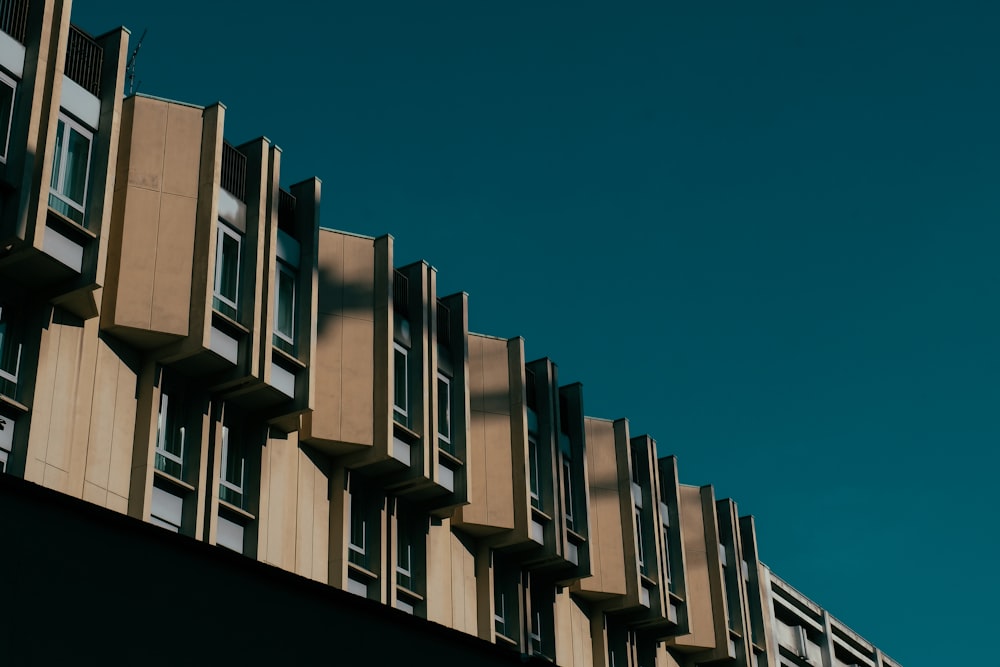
xmin=74 ymin=2 xmax=1000 ymax=663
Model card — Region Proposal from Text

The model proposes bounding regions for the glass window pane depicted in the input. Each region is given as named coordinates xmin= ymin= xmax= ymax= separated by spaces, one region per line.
xmin=529 ymin=439 xmax=540 ymax=507
xmin=437 ymin=375 xmax=450 ymax=441
xmin=219 ymin=232 xmax=240 ymax=302
xmin=0 ymin=79 xmax=14 ymax=159
xmin=64 ymin=126 xmax=90 ymax=204
xmin=50 ymin=120 xmax=64 ymax=190
xmin=276 ymin=266 xmax=295 ymax=338
xmin=394 ymin=347 xmax=407 ymax=414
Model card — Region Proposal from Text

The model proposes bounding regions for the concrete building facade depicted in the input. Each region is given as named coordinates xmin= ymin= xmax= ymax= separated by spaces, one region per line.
xmin=0 ymin=3 xmax=900 ymax=667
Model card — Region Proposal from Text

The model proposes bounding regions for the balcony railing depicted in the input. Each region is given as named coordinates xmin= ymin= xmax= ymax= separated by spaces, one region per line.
xmin=65 ymin=25 xmax=103 ymax=97
xmin=220 ymin=141 xmax=246 ymax=202
xmin=278 ymin=188 xmax=296 ymax=233
xmin=436 ymin=300 xmax=450 ymax=346
xmin=0 ymin=0 xmax=28 ymax=44
xmin=393 ymin=270 xmax=408 ymax=317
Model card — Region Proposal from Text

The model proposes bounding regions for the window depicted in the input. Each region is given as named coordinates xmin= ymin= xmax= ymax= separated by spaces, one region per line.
xmin=213 ymin=222 xmax=241 ymax=319
xmin=393 ymin=342 xmax=408 ymax=424
xmin=437 ymin=372 xmax=451 ymax=450
xmin=348 ymin=492 xmax=368 ymax=569
xmin=218 ymin=425 xmax=245 ymax=509
xmin=563 ymin=457 xmax=574 ymax=530
xmin=0 ymin=70 xmax=15 ymax=163
xmin=48 ymin=113 xmax=93 ymax=226
xmin=493 ymin=557 xmax=520 ymax=643
xmin=529 ymin=584 xmax=555 ymax=659
xmin=0 ymin=414 xmax=12 ymax=472
xmin=662 ymin=523 xmax=672 ymax=588
xmin=154 ymin=391 xmax=185 ymax=479
xmin=396 ymin=530 xmax=413 ymax=591
xmin=0 ymin=305 xmax=21 ymax=398
xmin=528 ymin=438 xmax=540 ymax=509
xmin=529 ymin=610 xmax=543 ymax=654
xmin=273 ymin=261 xmax=296 ymax=354
xmin=635 ymin=508 xmax=646 ymax=575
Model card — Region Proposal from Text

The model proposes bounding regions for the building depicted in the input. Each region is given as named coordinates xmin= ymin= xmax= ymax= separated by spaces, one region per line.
xmin=0 ymin=2 xmax=901 ymax=666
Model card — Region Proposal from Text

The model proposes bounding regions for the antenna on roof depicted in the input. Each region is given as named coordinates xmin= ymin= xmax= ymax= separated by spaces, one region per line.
xmin=126 ymin=28 xmax=148 ymax=96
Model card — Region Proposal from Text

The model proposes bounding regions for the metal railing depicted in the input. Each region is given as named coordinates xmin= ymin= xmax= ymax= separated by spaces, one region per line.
xmin=393 ymin=270 xmax=408 ymax=317
xmin=0 ymin=0 xmax=28 ymax=44
xmin=278 ymin=188 xmax=296 ymax=233
xmin=65 ymin=24 xmax=102 ymax=97
xmin=436 ymin=300 xmax=450 ymax=346
xmin=525 ymin=367 xmax=537 ymax=410
xmin=220 ymin=141 xmax=246 ymax=202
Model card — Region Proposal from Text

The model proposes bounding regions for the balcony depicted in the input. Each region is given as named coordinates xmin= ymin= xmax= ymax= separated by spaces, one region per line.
xmin=278 ymin=188 xmax=296 ymax=233
xmin=0 ymin=0 xmax=28 ymax=45
xmin=220 ymin=141 xmax=246 ymax=201
xmin=65 ymin=25 xmax=103 ymax=97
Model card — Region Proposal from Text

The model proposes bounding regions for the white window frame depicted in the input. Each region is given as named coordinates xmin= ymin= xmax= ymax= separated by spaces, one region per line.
xmin=662 ymin=523 xmax=672 ymax=586
xmin=529 ymin=609 xmax=543 ymax=653
xmin=213 ymin=221 xmax=242 ymax=315
xmin=273 ymin=260 xmax=296 ymax=347
xmin=393 ymin=342 xmax=408 ymax=422
xmin=348 ymin=494 xmax=367 ymax=561
xmin=0 ymin=70 xmax=16 ymax=164
xmin=219 ymin=425 xmax=245 ymax=502
xmin=0 ymin=305 xmax=21 ymax=386
xmin=437 ymin=372 xmax=451 ymax=444
xmin=49 ymin=112 xmax=93 ymax=223
xmin=493 ymin=590 xmax=507 ymax=636
xmin=528 ymin=438 xmax=540 ymax=508
xmin=562 ymin=457 xmax=574 ymax=530
xmin=155 ymin=392 xmax=185 ymax=475
xmin=396 ymin=540 xmax=412 ymax=583
xmin=0 ymin=415 xmax=11 ymax=473
xmin=635 ymin=507 xmax=645 ymax=572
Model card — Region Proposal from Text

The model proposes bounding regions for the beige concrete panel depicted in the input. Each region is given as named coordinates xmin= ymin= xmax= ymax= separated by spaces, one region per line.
xmin=310 ymin=312 xmax=343 ymax=441
xmin=256 ymin=436 xmax=273 ymax=558
xmin=115 ymin=186 xmax=160 ymax=329
xmin=480 ymin=336 xmax=512 ymax=416
xmin=458 ymin=398 xmax=488 ymax=525
xmin=67 ymin=320 xmax=102 ymax=499
xmin=342 ymin=234 xmax=376 ymax=319
xmin=317 ymin=230 xmax=344 ymax=315
xmin=161 ymin=103 xmax=203 ymax=197
xmin=125 ymin=97 xmax=168 ymax=191
xmin=579 ymin=418 xmax=627 ymax=597
xmin=668 ymin=485 xmax=716 ymax=651
xmin=150 ymin=192 xmax=197 ymax=335
xmin=483 ymin=409 xmax=515 ymax=530
xmin=468 ymin=334 xmax=485 ymax=413
xmin=106 ymin=493 xmax=129 ymax=514
xmin=341 ymin=315 xmax=374 ymax=446
xmin=43 ymin=464 xmax=69 ymax=494
xmin=326 ymin=467 xmax=349 ymax=589
xmin=25 ymin=316 xmax=61 ymax=479
xmin=84 ymin=341 xmax=117 ymax=490
xmin=115 ymin=97 xmax=135 ymax=192
xmin=263 ymin=433 xmax=297 ymax=571
xmin=555 ymin=590 xmax=594 ymax=667
xmin=108 ymin=354 xmax=138 ymax=499
xmin=426 ymin=519 xmax=454 ymax=627
xmin=44 ymin=320 xmax=84 ymax=476
xmin=655 ymin=644 xmax=682 ymax=667
xmin=128 ymin=362 xmax=159 ymax=521
xmin=295 ymin=442 xmax=315 ymax=579
xmin=309 ymin=454 xmax=330 ymax=585
xmin=453 ymin=531 xmax=479 ymax=636
xmin=83 ymin=480 xmax=107 ymax=506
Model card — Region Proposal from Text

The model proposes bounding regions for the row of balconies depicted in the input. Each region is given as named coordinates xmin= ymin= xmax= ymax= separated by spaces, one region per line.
xmin=766 ymin=573 xmax=901 ymax=667
xmin=0 ymin=5 xmax=898 ymax=667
